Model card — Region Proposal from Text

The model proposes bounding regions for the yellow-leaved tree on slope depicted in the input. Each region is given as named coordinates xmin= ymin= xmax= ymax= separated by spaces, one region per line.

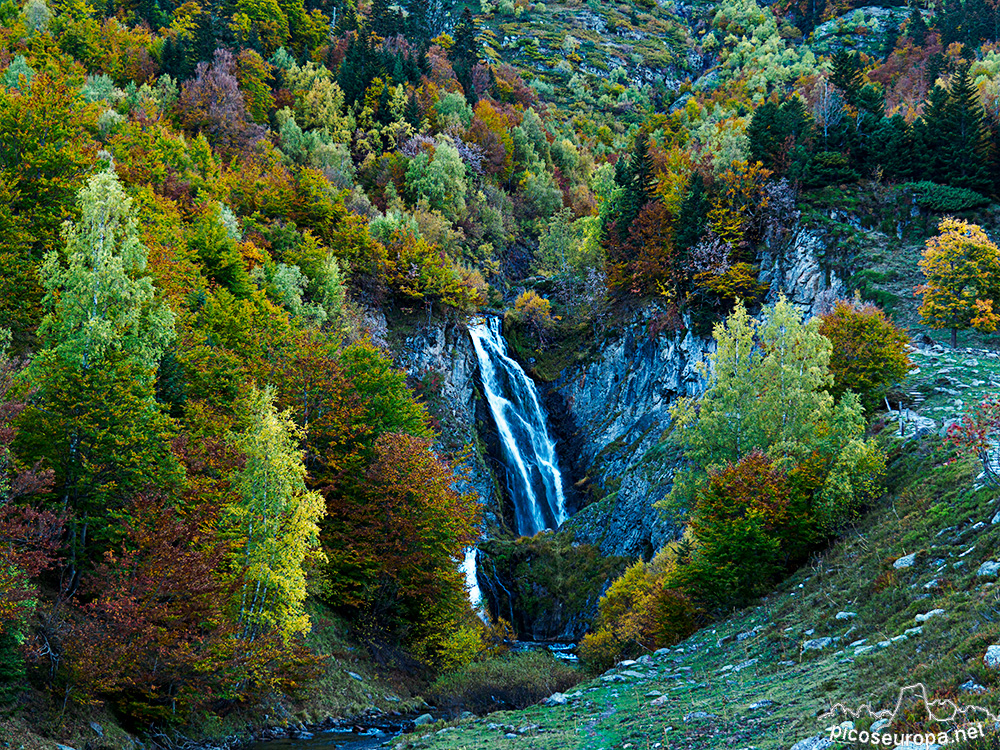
xmin=228 ymin=385 xmax=325 ymax=643
xmin=917 ymin=217 xmax=1000 ymax=348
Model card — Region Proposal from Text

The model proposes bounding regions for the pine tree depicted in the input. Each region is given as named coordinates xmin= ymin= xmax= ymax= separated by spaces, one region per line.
xmin=404 ymin=90 xmax=421 ymax=127
xmin=907 ymin=6 xmax=928 ymax=46
xmin=913 ymin=84 xmax=950 ymax=183
xmin=940 ymin=64 xmax=992 ymax=193
xmin=616 ymin=130 xmax=655 ymax=242
xmin=881 ymin=20 xmax=899 ymax=60
xmin=675 ymin=172 xmax=710 ymax=255
xmin=830 ymin=50 xmax=862 ymax=107
xmin=450 ymin=7 xmax=480 ymax=101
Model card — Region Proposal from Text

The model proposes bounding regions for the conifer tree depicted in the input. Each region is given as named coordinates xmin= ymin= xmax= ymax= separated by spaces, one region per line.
xmin=675 ymin=172 xmax=710 ymax=256
xmin=907 ymin=5 xmax=928 ymax=46
xmin=941 ymin=64 xmax=992 ymax=193
xmin=615 ymin=130 xmax=655 ymax=242
xmin=830 ymin=50 xmax=862 ymax=107
xmin=450 ymin=7 xmax=480 ymax=101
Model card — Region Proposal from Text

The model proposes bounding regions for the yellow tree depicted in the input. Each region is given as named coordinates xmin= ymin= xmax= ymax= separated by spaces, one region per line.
xmin=916 ymin=218 xmax=1000 ymax=348
xmin=227 ymin=386 xmax=325 ymax=643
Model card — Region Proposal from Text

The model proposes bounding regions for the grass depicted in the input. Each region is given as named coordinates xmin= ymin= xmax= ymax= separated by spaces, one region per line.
xmin=426 ymin=652 xmax=584 ymax=716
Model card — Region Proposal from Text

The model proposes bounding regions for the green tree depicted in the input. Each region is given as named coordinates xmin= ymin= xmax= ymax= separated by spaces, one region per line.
xmin=907 ymin=6 xmax=928 ymax=45
xmin=17 ymin=169 xmax=181 ymax=563
xmin=830 ymin=50 xmax=862 ymax=107
xmin=450 ymin=7 xmax=480 ymax=100
xmin=227 ymin=386 xmax=325 ymax=643
xmin=819 ymin=298 xmax=912 ymax=412
xmin=916 ymin=217 xmax=1000 ymax=347
xmin=405 ymin=139 xmax=469 ymax=222
xmin=663 ymin=297 xmax=880 ymax=533
xmin=37 ymin=169 xmax=175 ymax=372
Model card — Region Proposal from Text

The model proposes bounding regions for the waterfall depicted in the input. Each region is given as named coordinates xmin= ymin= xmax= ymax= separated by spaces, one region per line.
xmin=469 ymin=317 xmax=568 ymax=537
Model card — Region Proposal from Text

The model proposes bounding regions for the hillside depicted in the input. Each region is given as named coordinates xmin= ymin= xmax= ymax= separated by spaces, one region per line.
xmin=5 ymin=0 xmax=1000 ymax=745
xmin=393 ymin=343 xmax=1000 ymax=749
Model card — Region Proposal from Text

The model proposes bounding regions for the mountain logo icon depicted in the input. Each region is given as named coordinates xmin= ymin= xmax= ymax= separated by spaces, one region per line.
xmin=821 ymin=683 xmax=999 ymax=726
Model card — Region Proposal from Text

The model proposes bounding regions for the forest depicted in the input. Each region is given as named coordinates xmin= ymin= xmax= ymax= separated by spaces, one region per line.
xmin=3 ymin=0 xmax=1000 ymax=743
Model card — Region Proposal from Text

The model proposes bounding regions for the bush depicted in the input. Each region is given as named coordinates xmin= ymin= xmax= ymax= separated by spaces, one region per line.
xmin=904 ymin=181 xmax=990 ymax=212
xmin=578 ymin=549 xmax=698 ymax=673
xmin=819 ymin=297 xmax=911 ymax=412
xmin=425 ymin=651 xmax=582 ymax=715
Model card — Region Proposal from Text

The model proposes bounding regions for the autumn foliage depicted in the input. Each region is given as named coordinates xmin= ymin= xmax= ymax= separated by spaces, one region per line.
xmin=819 ymin=298 xmax=912 ymax=411
xmin=917 ymin=218 xmax=1000 ymax=347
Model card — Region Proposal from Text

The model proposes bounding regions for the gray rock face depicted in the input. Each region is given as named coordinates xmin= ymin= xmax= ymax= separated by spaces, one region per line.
xmin=759 ymin=226 xmax=845 ymax=316
xmin=553 ymin=310 xmax=714 ymax=557
xmin=394 ymin=319 xmax=500 ymax=525
xmin=984 ymin=645 xmax=1000 ymax=668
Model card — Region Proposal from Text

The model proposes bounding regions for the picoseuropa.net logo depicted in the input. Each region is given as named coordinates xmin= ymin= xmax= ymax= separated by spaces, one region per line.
xmin=820 ymin=683 xmax=998 ymax=747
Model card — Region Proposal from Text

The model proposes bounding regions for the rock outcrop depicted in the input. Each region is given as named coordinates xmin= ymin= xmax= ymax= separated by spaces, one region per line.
xmin=551 ymin=310 xmax=713 ymax=559
xmin=393 ymin=317 xmax=501 ymax=527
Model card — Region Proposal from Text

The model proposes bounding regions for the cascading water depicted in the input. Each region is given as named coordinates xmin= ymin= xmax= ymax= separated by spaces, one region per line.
xmin=469 ymin=317 xmax=568 ymax=536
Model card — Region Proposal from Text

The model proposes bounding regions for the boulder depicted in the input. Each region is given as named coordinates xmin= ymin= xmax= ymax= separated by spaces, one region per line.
xmin=978 ymin=561 xmax=1000 ymax=578
xmin=802 ymin=637 xmax=833 ymax=651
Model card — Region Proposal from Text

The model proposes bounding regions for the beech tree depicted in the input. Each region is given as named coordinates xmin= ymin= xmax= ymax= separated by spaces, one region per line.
xmin=227 ymin=385 xmax=325 ymax=643
xmin=916 ymin=218 xmax=1000 ymax=348
xmin=819 ymin=298 xmax=911 ymax=411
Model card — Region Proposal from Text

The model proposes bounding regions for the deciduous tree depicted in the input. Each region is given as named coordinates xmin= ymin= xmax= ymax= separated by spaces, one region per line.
xmin=916 ymin=217 xmax=1000 ymax=347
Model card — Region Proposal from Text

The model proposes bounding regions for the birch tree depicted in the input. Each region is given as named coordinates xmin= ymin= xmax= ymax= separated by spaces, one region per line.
xmin=664 ymin=297 xmax=878 ymax=532
xmin=37 ymin=168 xmax=175 ymax=373
xmin=228 ymin=386 xmax=325 ymax=643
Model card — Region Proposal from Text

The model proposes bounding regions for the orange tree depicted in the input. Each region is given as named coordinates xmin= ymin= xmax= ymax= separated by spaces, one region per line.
xmin=819 ymin=298 xmax=911 ymax=412
xmin=916 ymin=217 xmax=1000 ymax=348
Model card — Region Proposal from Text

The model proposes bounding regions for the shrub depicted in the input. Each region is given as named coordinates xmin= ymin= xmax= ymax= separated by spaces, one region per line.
xmin=425 ymin=651 xmax=582 ymax=715
xmin=819 ymin=297 xmax=911 ymax=412
xmin=578 ymin=548 xmax=698 ymax=672
xmin=904 ymin=181 xmax=990 ymax=212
